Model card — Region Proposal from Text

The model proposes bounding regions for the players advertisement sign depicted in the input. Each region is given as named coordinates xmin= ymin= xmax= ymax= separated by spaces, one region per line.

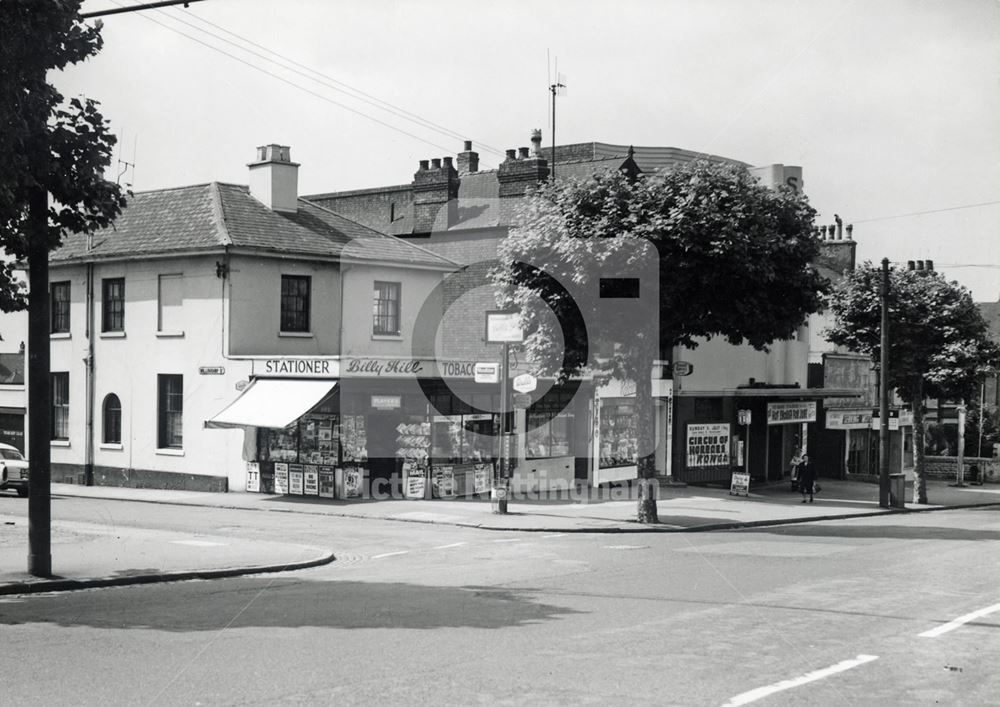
xmin=686 ymin=423 xmax=731 ymax=468
xmin=766 ymin=401 xmax=817 ymax=425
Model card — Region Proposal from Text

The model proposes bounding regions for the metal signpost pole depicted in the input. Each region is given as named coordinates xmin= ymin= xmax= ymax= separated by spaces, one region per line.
xmin=879 ymin=258 xmax=891 ymax=508
xmin=498 ymin=340 xmax=510 ymax=513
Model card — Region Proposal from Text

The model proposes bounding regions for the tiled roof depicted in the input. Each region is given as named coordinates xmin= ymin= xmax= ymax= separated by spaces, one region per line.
xmin=51 ymin=183 xmax=226 ymax=261
xmin=51 ymin=182 xmax=456 ymax=268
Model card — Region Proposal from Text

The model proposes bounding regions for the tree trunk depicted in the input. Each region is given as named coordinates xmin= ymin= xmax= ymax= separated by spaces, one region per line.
xmin=27 ymin=184 xmax=52 ymax=577
xmin=911 ymin=379 xmax=928 ymax=504
xmin=635 ymin=347 xmax=659 ymax=524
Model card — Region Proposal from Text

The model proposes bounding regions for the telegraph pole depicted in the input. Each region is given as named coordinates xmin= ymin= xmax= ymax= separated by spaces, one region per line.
xmin=878 ymin=257 xmax=891 ymax=508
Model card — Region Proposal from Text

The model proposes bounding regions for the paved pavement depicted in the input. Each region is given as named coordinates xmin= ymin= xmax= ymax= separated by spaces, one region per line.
xmin=2 ymin=476 xmax=997 ymax=595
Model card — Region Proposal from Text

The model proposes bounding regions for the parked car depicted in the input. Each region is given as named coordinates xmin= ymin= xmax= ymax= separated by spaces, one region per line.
xmin=0 ymin=443 xmax=29 ymax=497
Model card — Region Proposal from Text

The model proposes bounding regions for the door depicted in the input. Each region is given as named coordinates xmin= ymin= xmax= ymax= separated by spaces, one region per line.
xmin=366 ymin=412 xmax=402 ymax=496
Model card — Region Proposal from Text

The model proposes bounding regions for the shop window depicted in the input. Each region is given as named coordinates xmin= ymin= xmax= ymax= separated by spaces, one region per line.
xmin=599 ymin=400 xmax=637 ymax=469
xmin=51 ymin=372 xmax=69 ymax=440
xmin=526 ymin=391 xmax=575 ymax=459
xmin=431 ymin=414 xmax=498 ymax=465
xmin=103 ymin=393 xmax=121 ymax=444
xmin=157 ymin=274 xmax=184 ymax=333
xmin=101 ymin=277 xmax=125 ymax=332
xmin=157 ymin=374 xmax=183 ymax=449
xmin=280 ymin=275 xmax=311 ymax=332
xmin=373 ymin=281 xmax=401 ymax=336
xmin=50 ymin=281 xmax=70 ymax=334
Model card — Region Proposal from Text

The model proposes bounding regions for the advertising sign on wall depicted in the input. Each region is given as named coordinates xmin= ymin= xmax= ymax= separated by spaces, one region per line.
xmin=245 ymin=462 xmax=260 ymax=493
xmin=303 ymin=466 xmax=319 ymax=495
xmin=343 ymin=466 xmax=363 ymax=498
xmin=826 ymin=409 xmax=872 ymax=430
xmin=766 ymin=401 xmax=817 ymax=425
xmin=288 ymin=464 xmax=304 ymax=495
xmin=274 ymin=463 xmax=289 ymax=494
xmin=318 ymin=467 xmax=335 ymax=498
xmin=686 ymin=423 xmax=731 ymax=468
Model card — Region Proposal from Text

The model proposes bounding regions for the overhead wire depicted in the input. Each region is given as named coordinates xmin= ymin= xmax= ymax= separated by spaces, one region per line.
xmin=175 ymin=6 xmax=506 ymax=158
xmin=850 ymin=200 xmax=1000 ymax=224
xmin=96 ymin=0 xmax=495 ymax=161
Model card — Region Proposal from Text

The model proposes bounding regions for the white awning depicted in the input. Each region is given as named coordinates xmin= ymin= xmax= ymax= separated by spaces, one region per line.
xmin=205 ymin=379 xmax=338 ymax=429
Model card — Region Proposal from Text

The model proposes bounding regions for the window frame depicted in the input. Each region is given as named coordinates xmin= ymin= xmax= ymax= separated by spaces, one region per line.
xmin=372 ymin=281 xmax=401 ymax=336
xmin=157 ymin=374 xmax=183 ymax=449
xmin=157 ymin=273 xmax=184 ymax=334
xmin=280 ymin=275 xmax=311 ymax=333
xmin=50 ymin=281 xmax=71 ymax=334
xmin=51 ymin=372 xmax=69 ymax=441
xmin=102 ymin=393 xmax=122 ymax=445
xmin=101 ymin=277 xmax=125 ymax=333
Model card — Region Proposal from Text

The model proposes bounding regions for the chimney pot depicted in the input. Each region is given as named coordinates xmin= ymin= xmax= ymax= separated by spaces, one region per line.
xmin=518 ymin=147 xmax=530 ymax=159
xmin=431 ymin=158 xmax=442 ymax=169
xmin=419 ymin=159 xmax=429 ymax=171
xmin=443 ymin=156 xmax=453 ymax=169
xmin=505 ymin=149 xmax=517 ymax=161
xmin=530 ymin=129 xmax=542 ymax=155
xmin=845 ymin=224 xmax=853 ymax=240
xmin=463 ymin=140 xmax=473 ymax=151
xmin=926 ymin=259 xmax=934 ymax=272
xmin=917 ymin=260 xmax=925 ymax=270
xmin=908 ymin=261 xmax=916 ymax=271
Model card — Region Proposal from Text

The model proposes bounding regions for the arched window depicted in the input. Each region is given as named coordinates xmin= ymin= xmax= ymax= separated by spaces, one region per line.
xmin=103 ymin=394 xmax=122 ymax=444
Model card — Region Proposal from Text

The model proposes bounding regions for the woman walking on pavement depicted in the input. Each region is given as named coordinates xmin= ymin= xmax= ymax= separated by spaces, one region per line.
xmin=798 ymin=454 xmax=816 ymax=503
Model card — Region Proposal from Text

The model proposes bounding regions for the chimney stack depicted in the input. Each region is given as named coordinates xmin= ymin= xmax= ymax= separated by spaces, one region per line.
xmin=497 ymin=130 xmax=550 ymax=223
xmin=457 ymin=140 xmax=479 ymax=175
xmin=248 ymin=144 xmax=300 ymax=213
xmin=412 ymin=155 xmax=459 ymax=233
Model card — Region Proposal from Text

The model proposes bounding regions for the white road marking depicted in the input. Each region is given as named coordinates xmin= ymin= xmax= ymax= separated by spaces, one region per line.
xmin=433 ymin=542 xmax=467 ymax=549
xmin=603 ymin=545 xmax=649 ymax=550
xmin=720 ymin=654 xmax=878 ymax=706
xmin=543 ymin=533 xmax=567 ymax=538
xmin=371 ymin=551 xmax=409 ymax=559
xmin=170 ymin=540 xmax=226 ymax=547
xmin=493 ymin=538 xmax=522 ymax=543
xmin=918 ymin=601 xmax=1000 ymax=638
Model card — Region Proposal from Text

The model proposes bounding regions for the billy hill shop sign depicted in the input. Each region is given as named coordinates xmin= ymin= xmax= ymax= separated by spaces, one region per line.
xmin=253 ymin=358 xmax=480 ymax=379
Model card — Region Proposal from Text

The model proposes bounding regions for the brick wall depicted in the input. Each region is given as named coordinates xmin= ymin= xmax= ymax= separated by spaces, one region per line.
xmin=923 ymin=456 xmax=999 ymax=483
xmin=308 ymin=186 xmax=412 ymax=235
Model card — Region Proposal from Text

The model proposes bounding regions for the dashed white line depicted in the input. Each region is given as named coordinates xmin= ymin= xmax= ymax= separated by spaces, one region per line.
xmin=918 ymin=601 xmax=1000 ymax=638
xmin=433 ymin=542 xmax=467 ymax=549
xmin=720 ymin=654 xmax=878 ymax=706
xmin=371 ymin=551 xmax=409 ymax=559
xmin=543 ymin=533 xmax=567 ymax=538
xmin=493 ymin=538 xmax=522 ymax=543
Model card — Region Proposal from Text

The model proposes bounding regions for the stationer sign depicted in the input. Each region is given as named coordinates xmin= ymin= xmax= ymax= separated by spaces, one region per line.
xmin=253 ymin=357 xmax=480 ymax=379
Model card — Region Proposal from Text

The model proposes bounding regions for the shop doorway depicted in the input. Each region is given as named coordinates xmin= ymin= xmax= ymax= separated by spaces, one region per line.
xmin=767 ymin=424 xmax=800 ymax=482
xmin=367 ymin=412 xmax=402 ymax=496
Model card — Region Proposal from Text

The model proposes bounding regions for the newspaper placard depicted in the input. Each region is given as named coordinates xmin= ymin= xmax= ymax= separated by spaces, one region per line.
xmin=432 ymin=466 xmax=455 ymax=498
xmin=318 ymin=466 xmax=335 ymax=498
xmin=273 ymin=463 xmax=289 ymax=495
xmin=730 ymin=471 xmax=750 ymax=497
xmin=245 ymin=462 xmax=260 ymax=493
xmin=473 ymin=464 xmax=490 ymax=494
xmin=288 ymin=464 xmax=304 ymax=495
xmin=303 ymin=465 xmax=319 ymax=495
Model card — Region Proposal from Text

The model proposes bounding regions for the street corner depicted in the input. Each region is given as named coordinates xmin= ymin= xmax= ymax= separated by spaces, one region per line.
xmin=0 ymin=524 xmax=336 ymax=596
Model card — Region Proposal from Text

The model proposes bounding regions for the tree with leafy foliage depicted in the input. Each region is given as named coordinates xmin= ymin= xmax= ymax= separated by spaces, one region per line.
xmin=1 ymin=0 xmax=125 ymax=575
xmin=493 ymin=161 xmax=827 ymax=523
xmin=826 ymin=264 xmax=999 ymax=504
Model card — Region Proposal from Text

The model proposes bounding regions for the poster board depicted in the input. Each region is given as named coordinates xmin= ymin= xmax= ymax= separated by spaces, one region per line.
xmin=432 ymin=466 xmax=455 ymax=498
xmin=245 ymin=462 xmax=260 ymax=493
xmin=303 ymin=465 xmax=319 ymax=496
xmin=686 ymin=423 xmax=732 ymax=468
xmin=730 ymin=471 xmax=750 ymax=496
xmin=318 ymin=466 xmax=335 ymax=498
xmin=342 ymin=466 xmax=364 ymax=498
xmin=473 ymin=464 xmax=490 ymax=494
xmin=288 ymin=464 xmax=304 ymax=495
xmin=274 ymin=462 xmax=289 ymax=494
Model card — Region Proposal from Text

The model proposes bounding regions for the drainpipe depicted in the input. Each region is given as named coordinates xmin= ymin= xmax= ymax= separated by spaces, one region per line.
xmin=84 ymin=255 xmax=95 ymax=485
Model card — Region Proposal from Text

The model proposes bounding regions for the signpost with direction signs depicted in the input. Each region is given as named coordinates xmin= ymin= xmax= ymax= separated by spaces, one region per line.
xmin=485 ymin=311 xmax=523 ymax=514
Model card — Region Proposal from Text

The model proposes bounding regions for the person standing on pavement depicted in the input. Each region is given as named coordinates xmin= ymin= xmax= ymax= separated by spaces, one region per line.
xmin=798 ymin=454 xmax=816 ymax=503
xmin=789 ymin=448 xmax=805 ymax=492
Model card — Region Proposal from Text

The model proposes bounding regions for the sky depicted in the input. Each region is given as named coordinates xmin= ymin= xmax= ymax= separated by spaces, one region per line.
xmin=59 ymin=0 xmax=1000 ymax=302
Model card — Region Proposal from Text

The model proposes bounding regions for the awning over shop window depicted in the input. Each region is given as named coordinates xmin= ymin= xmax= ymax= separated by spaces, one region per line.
xmin=205 ymin=379 xmax=338 ymax=429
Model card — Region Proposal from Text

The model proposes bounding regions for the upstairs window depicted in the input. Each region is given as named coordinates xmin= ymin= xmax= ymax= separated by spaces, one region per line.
xmin=157 ymin=274 xmax=184 ymax=333
xmin=102 ymin=277 xmax=125 ymax=332
xmin=280 ymin=275 xmax=311 ymax=333
xmin=50 ymin=281 xmax=70 ymax=334
xmin=373 ymin=281 xmax=401 ymax=336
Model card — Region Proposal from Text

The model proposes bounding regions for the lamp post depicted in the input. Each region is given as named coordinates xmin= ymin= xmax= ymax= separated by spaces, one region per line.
xmin=878 ymin=258 xmax=891 ymax=508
